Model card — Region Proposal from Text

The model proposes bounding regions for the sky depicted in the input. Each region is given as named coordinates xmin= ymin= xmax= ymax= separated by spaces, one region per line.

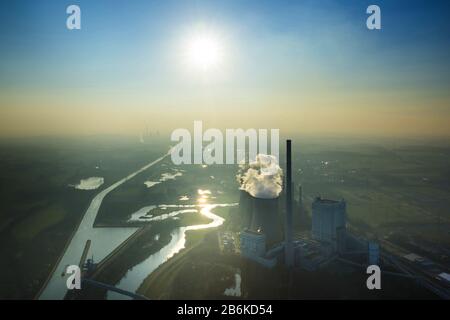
xmin=0 ymin=0 xmax=449 ymax=138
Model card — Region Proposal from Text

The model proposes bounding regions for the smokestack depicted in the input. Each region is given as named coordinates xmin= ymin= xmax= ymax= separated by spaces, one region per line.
xmin=285 ymin=140 xmax=294 ymax=267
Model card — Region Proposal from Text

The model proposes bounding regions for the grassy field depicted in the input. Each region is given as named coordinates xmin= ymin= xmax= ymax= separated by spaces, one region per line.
xmin=0 ymin=136 xmax=168 ymax=299
xmin=96 ymin=159 xmax=239 ymax=226
xmin=137 ymin=229 xmax=241 ymax=300
xmin=0 ymin=135 xmax=448 ymax=299
xmin=292 ymin=141 xmax=450 ymax=247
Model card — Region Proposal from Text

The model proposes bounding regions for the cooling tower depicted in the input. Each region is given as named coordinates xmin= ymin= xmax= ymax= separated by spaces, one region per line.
xmin=239 ymin=190 xmax=254 ymax=227
xmin=249 ymin=196 xmax=282 ymax=245
xmin=239 ymin=190 xmax=282 ymax=246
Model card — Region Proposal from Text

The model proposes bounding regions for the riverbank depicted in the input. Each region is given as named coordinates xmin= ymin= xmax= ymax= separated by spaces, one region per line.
xmin=70 ymin=211 xmax=213 ymax=299
xmin=137 ymin=229 xmax=242 ymax=299
xmin=39 ymin=152 xmax=169 ymax=299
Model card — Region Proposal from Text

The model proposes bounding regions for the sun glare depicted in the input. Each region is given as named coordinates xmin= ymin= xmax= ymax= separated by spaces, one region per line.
xmin=185 ymin=31 xmax=223 ymax=71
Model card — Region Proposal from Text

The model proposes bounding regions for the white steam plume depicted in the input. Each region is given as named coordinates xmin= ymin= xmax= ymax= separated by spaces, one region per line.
xmin=237 ymin=154 xmax=283 ymax=199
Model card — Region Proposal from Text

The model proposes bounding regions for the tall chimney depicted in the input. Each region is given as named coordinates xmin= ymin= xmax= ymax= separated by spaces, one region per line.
xmin=285 ymin=140 xmax=294 ymax=267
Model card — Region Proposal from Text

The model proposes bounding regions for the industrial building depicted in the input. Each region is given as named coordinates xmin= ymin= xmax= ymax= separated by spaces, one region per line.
xmin=238 ymin=139 xmax=379 ymax=273
xmin=240 ymin=229 xmax=277 ymax=268
xmin=293 ymin=237 xmax=334 ymax=271
xmin=312 ymin=197 xmax=347 ymax=251
xmin=240 ymin=229 xmax=266 ymax=257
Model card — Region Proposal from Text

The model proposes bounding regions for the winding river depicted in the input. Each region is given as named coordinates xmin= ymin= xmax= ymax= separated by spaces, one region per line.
xmin=39 ymin=149 xmax=236 ymax=300
xmin=39 ymin=152 xmax=170 ymax=299
xmin=108 ymin=203 xmax=237 ymax=299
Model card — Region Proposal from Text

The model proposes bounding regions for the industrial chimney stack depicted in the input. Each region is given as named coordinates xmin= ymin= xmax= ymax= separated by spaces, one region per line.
xmin=285 ymin=140 xmax=294 ymax=267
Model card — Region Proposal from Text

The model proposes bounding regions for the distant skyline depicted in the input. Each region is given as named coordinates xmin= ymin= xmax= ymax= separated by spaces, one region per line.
xmin=1 ymin=0 xmax=449 ymax=138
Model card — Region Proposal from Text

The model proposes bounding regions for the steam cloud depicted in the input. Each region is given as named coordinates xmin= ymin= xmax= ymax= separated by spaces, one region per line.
xmin=237 ymin=154 xmax=283 ymax=199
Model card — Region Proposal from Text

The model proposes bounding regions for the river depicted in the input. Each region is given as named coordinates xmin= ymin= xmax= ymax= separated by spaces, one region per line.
xmin=107 ymin=203 xmax=237 ymax=299
xmin=39 ymin=152 xmax=170 ymax=299
xmin=39 ymin=149 xmax=236 ymax=300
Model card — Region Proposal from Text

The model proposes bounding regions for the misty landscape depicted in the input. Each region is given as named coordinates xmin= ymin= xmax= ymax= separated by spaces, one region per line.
xmin=1 ymin=0 xmax=450 ymax=302
xmin=0 ymin=135 xmax=448 ymax=299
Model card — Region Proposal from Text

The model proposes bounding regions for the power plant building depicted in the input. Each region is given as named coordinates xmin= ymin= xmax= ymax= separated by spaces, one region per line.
xmin=240 ymin=229 xmax=277 ymax=268
xmin=312 ymin=197 xmax=347 ymax=250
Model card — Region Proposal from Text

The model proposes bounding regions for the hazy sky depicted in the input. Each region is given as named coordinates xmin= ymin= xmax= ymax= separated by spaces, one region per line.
xmin=1 ymin=0 xmax=449 ymax=138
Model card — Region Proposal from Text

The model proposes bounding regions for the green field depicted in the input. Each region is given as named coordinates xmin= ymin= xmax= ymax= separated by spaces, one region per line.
xmin=292 ymin=141 xmax=450 ymax=249
xmin=0 ymin=135 xmax=449 ymax=299
xmin=0 ymin=136 xmax=168 ymax=299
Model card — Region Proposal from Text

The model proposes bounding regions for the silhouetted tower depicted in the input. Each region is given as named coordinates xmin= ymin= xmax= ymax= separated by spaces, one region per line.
xmin=285 ymin=140 xmax=294 ymax=267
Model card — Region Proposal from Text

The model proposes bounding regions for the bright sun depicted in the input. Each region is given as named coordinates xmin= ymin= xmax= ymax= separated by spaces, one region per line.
xmin=185 ymin=32 xmax=223 ymax=71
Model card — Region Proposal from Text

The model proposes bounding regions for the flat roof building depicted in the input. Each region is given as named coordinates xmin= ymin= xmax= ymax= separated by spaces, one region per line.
xmin=240 ymin=229 xmax=277 ymax=268
xmin=312 ymin=197 xmax=347 ymax=250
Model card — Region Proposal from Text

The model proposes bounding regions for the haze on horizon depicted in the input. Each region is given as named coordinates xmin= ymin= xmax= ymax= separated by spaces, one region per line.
xmin=1 ymin=0 xmax=449 ymax=139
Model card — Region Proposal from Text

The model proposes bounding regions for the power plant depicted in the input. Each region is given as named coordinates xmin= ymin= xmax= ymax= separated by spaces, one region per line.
xmin=311 ymin=197 xmax=347 ymax=251
xmin=240 ymin=229 xmax=277 ymax=268
xmin=239 ymin=140 xmax=296 ymax=268
xmin=239 ymin=139 xmax=379 ymax=272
